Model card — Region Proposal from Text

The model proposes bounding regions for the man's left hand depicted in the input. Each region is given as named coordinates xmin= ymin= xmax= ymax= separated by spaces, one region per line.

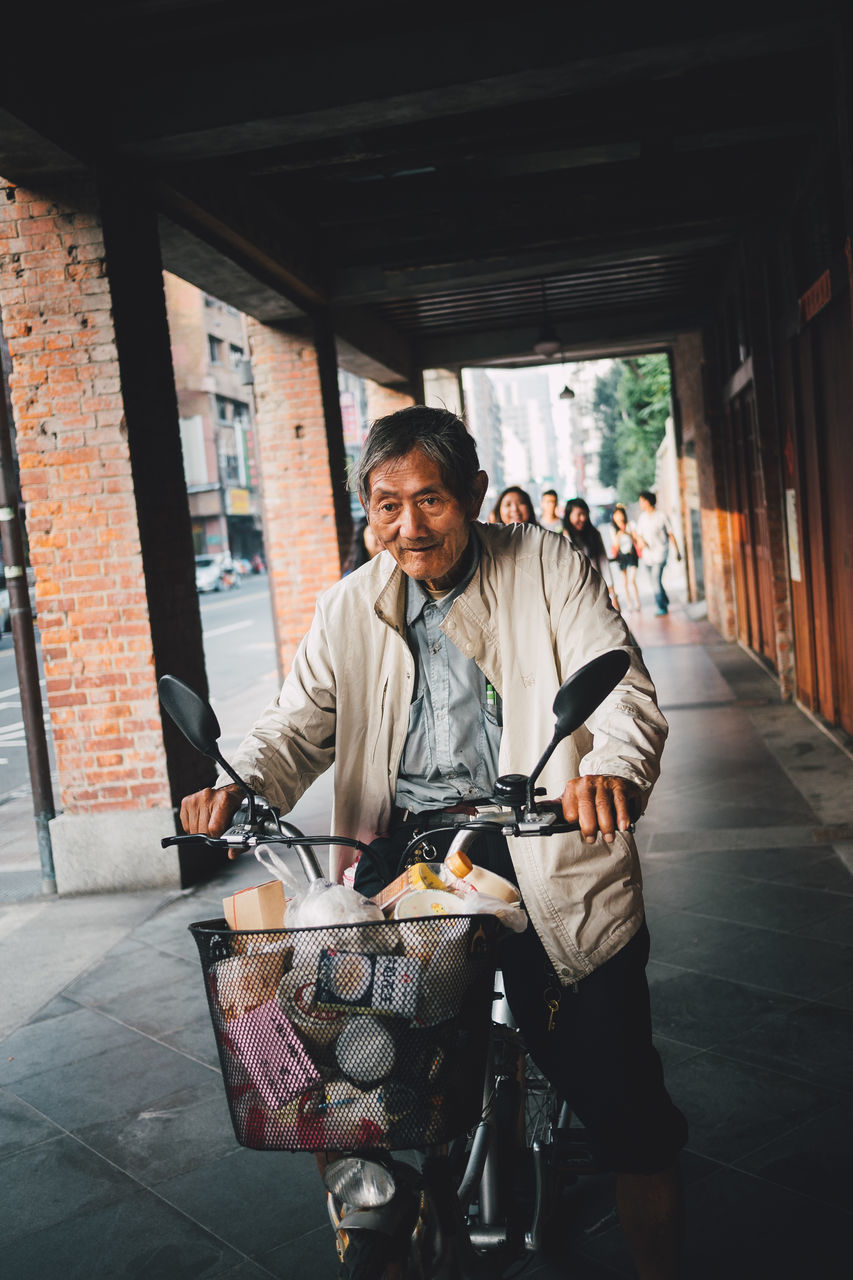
xmin=560 ymin=775 xmax=642 ymax=844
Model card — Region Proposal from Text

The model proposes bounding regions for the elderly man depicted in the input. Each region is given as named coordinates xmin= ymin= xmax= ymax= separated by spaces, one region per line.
xmin=181 ymin=406 xmax=686 ymax=1279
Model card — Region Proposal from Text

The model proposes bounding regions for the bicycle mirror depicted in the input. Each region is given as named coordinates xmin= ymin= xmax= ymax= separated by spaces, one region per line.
xmin=158 ymin=675 xmax=223 ymax=757
xmin=552 ymin=649 xmax=631 ymax=741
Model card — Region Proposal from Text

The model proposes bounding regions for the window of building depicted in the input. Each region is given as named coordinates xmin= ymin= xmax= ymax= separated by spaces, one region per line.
xmin=215 ymin=394 xmax=230 ymax=424
xmin=229 ymin=344 xmax=244 ymax=370
xmin=208 ymin=335 xmax=224 ymax=364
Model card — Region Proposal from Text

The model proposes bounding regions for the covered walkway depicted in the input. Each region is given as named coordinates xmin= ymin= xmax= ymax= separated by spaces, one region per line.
xmin=1 ymin=609 xmax=851 ymax=1278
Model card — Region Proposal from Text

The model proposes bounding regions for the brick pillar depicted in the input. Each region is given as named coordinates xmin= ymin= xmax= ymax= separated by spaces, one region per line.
xmin=0 ymin=176 xmax=210 ymax=893
xmin=247 ymin=317 xmax=352 ymax=674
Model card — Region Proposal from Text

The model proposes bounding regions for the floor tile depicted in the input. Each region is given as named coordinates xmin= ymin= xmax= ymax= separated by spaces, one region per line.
xmin=0 ymin=1087 xmax=64 ymax=1158
xmin=2 ymin=1186 xmax=248 ymax=1279
xmin=664 ymin=1050 xmax=838 ymax=1164
xmin=735 ymin=1097 xmax=853 ymax=1210
xmin=0 ymin=1005 xmax=142 ymax=1086
xmin=689 ymin=877 xmax=845 ymax=932
xmin=649 ymin=911 xmax=853 ymax=1000
xmin=714 ymin=999 xmax=853 ymax=1094
xmin=0 ymin=1133 xmax=137 ymax=1242
xmin=794 ymin=899 xmax=853 ymax=944
xmin=157 ymin=1013 xmax=224 ymax=1070
xmin=259 ymin=1223 xmax=340 ymax=1280
xmin=64 ymin=945 xmax=207 ymax=1037
xmin=8 ymin=1034 xmax=218 ymax=1129
xmin=153 ymin=1145 xmax=331 ymax=1258
xmin=646 ymin=963 xmax=801 ymax=1050
xmin=73 ymin=1078 xmax=239 ymax=1184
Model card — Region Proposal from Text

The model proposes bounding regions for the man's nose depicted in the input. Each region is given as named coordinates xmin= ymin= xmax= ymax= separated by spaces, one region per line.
xmin=399 ymin=501 xmax=430 ymax=538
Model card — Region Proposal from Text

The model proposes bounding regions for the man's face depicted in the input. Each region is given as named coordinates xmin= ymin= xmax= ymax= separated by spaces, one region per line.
xmin=542 ymin=493 xmax=557 ymax=519
xmin=365 ymin=448 xmax=486 ymax=590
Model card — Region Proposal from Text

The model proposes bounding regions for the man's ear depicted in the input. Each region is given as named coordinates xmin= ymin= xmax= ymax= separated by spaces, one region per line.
xmin=469 ymin=470 xmax=489 ymax=518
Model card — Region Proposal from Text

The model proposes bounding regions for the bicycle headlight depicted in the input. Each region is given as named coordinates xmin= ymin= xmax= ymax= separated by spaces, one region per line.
xmin=323 ymin=1157 xmax=396 ymax=1208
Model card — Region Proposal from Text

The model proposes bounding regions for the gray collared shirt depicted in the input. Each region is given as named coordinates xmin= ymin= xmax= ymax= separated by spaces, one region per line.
xmin=395 ymin=535 xmax=502 ymax=812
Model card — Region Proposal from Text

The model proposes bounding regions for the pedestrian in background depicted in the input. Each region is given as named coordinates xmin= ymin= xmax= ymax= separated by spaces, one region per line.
xmin=635 ymin=491 xmax=681 ymax=616
xmin=491 ymin=485 xmax=539 ymax=526
xmin=538 ymin=488 xmax=564 ymax=533
xmin=610 ymin=504 xmax=642 ymax=612
xmin=563 ymin=497 xmax=620 ymax=611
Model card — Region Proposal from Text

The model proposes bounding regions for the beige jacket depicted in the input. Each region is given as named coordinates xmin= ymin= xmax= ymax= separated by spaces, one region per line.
xmin=228 ymin=522 xmax=668 ymax=984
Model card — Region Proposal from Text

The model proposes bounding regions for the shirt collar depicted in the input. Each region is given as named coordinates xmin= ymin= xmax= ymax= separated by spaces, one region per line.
xmin=405 ymin=532 xmax=480 ymax=626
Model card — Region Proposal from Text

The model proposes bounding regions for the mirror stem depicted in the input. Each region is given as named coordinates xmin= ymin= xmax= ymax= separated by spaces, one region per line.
xmin=213 ymin=751 xmax=257 ymax=825
xmin=526 ymin=733 xmax=559 ymax=812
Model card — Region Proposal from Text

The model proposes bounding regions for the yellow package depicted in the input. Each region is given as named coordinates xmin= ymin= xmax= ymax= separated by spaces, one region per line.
xmin=372 ymin=862 xmax=446 ymax=913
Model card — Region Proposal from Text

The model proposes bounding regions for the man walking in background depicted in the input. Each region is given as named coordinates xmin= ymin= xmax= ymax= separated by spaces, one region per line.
xmin=635 ymin=491 xmax=681 ymax=616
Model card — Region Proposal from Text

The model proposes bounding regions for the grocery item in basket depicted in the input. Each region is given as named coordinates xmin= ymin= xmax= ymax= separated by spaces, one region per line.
xmin=287 ymin=879 xmax=384 ymax=928
xmin=394 ymin=889 xmax=469 ymax=919
xmin=315 ymin=950 xmax=423 ymax=1018
xmin=221 ymin=997 xmax=321 ymax=1109
xmin=319 ymin=1079 xmax=389 ymax=1145
xmin=291 ymin=920 xmax=399 ymax=971
xmin=443 ymin=850 xmax=521 ymax=904
xmin=277 ymin=967 xmax=347 ymax=1050
xmin=372 ymin=862 xmax=447 ymax=914
xmin=335 ymin=1015 xmax=397 ymax=1085
xmin=212 ymin=950 xmax=288 ymax=1021
xmin=222 ymin=879 xmax=287 ymax=931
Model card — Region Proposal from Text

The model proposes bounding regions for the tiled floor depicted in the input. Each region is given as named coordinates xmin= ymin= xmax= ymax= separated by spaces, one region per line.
xmin=1 ymin=607 xmax=851 ymax=1278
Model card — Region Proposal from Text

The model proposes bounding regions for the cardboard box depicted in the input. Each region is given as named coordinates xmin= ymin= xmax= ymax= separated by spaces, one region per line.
xmin=223 ymin=878 xmax=287 ymax=931
xmin=224 ymin=998 xmax=321 ymax=1109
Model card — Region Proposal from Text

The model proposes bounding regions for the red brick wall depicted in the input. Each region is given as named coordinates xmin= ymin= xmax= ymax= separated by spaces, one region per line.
xmin=0 ymin=178 xmax=172 ymax=812
xmin=247 ymin=320 xmax=349 ymax=673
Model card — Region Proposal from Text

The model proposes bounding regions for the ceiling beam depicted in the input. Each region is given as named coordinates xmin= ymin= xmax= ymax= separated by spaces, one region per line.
xmin=415 ymin=308 xmax=710 ymax=368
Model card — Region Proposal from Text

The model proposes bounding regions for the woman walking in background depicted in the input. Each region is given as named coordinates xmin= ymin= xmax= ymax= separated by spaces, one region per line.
xmin=610 ymin=504 xmax=642 ymax=611
xmin=491 ymin=485 xmax=539 ymax=526
xmin=563 ymin=497 xmax=620 ymax=611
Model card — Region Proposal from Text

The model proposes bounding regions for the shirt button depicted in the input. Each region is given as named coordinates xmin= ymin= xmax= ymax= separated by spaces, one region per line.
xmin=466 ymin=643 xmax=473 ymax=653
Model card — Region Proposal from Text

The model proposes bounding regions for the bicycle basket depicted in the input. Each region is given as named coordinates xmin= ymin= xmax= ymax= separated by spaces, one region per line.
xmin=189 ymin=913 xmax=499 ymax=1152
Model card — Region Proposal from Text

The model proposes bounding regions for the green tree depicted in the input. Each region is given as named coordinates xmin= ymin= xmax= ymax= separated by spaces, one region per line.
xmin=591 ymin=355 xmax=671 ymax=502
xmin=591 ymin=362 xmax=624 ymax=490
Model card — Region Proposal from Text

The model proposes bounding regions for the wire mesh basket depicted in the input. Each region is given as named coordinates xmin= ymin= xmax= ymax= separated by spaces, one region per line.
xmin=189 ymin=914 xmax=499 ymax=1152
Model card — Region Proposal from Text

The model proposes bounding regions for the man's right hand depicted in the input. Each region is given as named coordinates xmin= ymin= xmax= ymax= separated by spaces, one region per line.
xmin=179 ymin=782 xmax=245 ymax=850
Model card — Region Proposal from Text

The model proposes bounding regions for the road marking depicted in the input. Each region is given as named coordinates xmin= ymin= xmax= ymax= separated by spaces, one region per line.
xmin=203 ymin=620 xmax=254 ymax=639
xmin=0 ymin=680 xmax=45 ymax=699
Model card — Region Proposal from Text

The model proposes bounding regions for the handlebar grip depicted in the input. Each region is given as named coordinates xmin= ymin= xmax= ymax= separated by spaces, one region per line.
xmin=161 ymin=834 xmax=237 ymax=850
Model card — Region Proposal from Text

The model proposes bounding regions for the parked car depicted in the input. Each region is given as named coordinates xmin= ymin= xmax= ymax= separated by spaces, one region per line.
xmin=194 ymin=554 xmax=238 ymax=593
xmin=0 ymin=567 xmax=37 ymax=632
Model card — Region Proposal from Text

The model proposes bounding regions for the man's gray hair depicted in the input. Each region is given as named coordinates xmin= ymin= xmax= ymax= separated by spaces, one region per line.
xmin=355 ymin=405 xmax=481 ymax=506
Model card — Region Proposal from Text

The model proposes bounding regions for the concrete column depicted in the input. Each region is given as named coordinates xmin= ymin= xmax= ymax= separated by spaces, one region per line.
xmin=0 ymin=175 xmax=211 ymax=893
xmin=671 ymin=333 xmax=737 ymax=639
xmin=247 ymin=317 xmax=352 ymax=674
xmin=365 ymin=380 xmax=416 ymax=423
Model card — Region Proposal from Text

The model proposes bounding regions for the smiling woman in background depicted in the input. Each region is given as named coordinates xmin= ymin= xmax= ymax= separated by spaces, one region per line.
xmin=491 ymin=485 xmax=539 ymax=526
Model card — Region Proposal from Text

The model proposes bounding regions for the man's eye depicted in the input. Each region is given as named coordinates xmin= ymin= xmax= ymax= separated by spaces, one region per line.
xmin=422 ymin=496 xmax=440 ymax=507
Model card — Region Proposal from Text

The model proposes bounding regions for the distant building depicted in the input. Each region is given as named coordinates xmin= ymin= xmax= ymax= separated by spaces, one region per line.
xmin=163 ymin=273 xmax=264 ymax=562
xmin=462 ymin=368 xmax=505 ymax=499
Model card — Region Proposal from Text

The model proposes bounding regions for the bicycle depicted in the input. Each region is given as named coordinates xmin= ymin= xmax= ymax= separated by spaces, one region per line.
xmin=159 ymin=648 xmax=630 ymax=1278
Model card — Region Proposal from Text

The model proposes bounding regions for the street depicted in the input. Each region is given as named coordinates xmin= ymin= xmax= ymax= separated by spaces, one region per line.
xmin=0 ymin=575 xmax=279 ymax=805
